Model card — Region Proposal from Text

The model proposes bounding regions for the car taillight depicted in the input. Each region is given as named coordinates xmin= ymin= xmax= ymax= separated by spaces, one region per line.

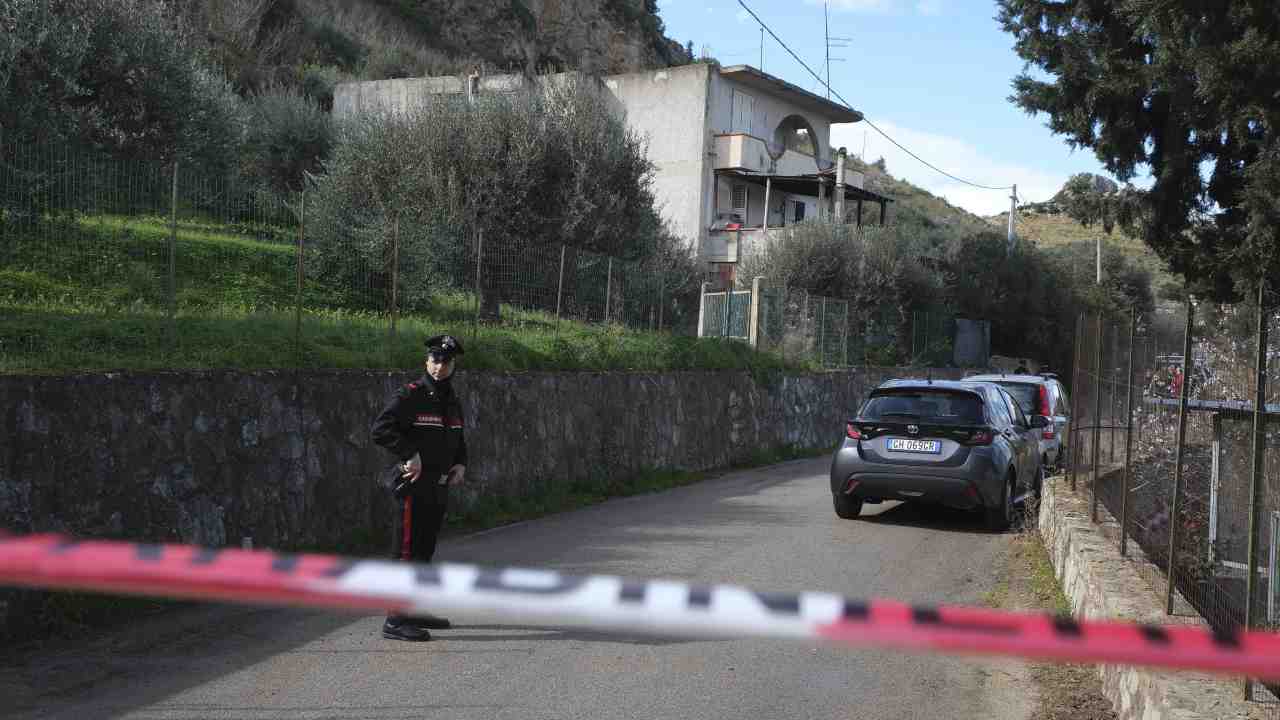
xmin=846 ymin=423 xmax=862 ymax=440
xmin=1038 ymin=386 xmax=1055 ymax=438
xmin=967 ymin=429 xmax=994 ymax=446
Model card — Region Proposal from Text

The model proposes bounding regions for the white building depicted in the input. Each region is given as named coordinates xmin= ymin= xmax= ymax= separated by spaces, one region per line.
xmin=333 ymin=63 xmax=892 ymax=288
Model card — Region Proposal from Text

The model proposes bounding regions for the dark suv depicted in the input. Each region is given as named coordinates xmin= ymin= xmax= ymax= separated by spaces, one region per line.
xmin=829 ymin=379 xmax=1048 ymax=530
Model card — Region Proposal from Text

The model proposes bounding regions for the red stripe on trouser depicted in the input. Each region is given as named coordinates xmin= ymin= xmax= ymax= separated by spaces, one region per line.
xmin=400 ymin=496 xmax=413 ymax=560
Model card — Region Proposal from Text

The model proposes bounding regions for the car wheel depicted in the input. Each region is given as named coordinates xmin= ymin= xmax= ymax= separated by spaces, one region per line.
xmin=833 ymin=492 xmax=863 ymax=520
xmin=984 ymin=474 xmax=1014 ymax=531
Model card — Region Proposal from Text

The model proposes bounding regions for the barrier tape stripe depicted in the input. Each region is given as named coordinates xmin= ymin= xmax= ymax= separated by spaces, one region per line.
xmin=1 ymin=533 xmax=1278 ymax=679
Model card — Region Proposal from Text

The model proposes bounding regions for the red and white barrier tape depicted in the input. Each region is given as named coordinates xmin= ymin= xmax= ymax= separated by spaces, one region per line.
xmin=1 ymin=533 xmax=1277 ymax=679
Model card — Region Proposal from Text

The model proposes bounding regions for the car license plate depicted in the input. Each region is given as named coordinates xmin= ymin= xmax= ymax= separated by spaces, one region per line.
xmin=888 ymin=438 xmax=941 ymax=454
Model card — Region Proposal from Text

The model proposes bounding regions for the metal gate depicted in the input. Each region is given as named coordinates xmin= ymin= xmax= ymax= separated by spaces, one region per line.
xmin=700 ymin=289 xmax=752 ymax=340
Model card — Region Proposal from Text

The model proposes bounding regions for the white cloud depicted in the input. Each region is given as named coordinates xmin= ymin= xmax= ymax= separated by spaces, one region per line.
xmin=830 ymin=120 xmax=1068 ymax=217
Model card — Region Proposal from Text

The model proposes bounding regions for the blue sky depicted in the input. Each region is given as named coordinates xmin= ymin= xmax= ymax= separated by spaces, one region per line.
xmin=655 ymin=0 xmax=1126 ymax=216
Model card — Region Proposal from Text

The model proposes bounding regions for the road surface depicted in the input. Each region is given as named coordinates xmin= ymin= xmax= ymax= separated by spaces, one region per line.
xmin=2 ymin=456 xmax=1032 ymax=720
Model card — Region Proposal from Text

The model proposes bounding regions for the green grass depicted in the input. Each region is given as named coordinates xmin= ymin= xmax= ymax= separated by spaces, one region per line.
xmin=0 ymin=216 xmax=815 ymax=374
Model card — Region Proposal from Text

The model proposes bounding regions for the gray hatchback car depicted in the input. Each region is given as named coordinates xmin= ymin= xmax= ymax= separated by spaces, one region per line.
xmin=829 ymin=379 xmax=1048 ymax=530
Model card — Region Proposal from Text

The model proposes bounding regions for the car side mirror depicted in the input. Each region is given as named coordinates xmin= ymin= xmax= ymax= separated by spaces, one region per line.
xmin=1030 ymin=415 xmax=1050 ymax=429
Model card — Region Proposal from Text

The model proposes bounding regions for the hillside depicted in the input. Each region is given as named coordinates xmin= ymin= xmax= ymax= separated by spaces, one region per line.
xmin=182 ymin=0 xmax=692 ymax=94
xmin=845 ymin=156 xmax=1001 ymax=237
xmin=995 ymin=207 xmax=1179 ymax=293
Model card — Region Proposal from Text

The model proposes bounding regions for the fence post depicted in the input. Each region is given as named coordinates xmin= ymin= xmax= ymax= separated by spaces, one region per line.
xmin=696 ymin=282 xmax=708 ymax=337
xmin=802 ymin=290 xmax=810 ymax=356
xmin=1243 ymin=283 xmax=1270 ymax=700
xmin=389 ymin=215 xmax=400 ymax=354
xmin=658 ymin=274 xmax=665 ymax=332
xmin=1090 ymin=313 xmax=1104 ymax=522
xmin=749 ymin=276 xmax=764 ymax=348
xmin=1121 ymin=307 xmax=1137 ymax=557
xmin=1068 ymin=313 xmax=1084 ymax=491
xmin=555 ymin=243 xmax=566 ymax=326
xmin=819 ymin=297 xmax=827 ymax=365
xmin=604 ymin=257 xmax=613 ymax=324
xmin=472 ymin=230 xmax=483 ymax=343
xmin=1166 ymin=296 xmax=1196 ymax=615
xmin=842 ymin=302 xmax=850 ymax=367
xmin=1110 ymin=323 xmax=1120 ymax=463
xmin=295 ymin=189 xmax=305 ymax=364
xmin=168 ymin=159 xmax=179 ymax=336
xmin=721 ymin=280 xmax=731 ymax=339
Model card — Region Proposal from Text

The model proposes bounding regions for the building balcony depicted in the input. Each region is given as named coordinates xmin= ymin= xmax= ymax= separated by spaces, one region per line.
xmin=713 ymin=134 xmax=770 ymax=173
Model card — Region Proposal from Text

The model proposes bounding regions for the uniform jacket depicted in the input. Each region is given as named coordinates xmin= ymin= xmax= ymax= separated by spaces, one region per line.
xmin=371 ymin=374 xmax=468 ymax=476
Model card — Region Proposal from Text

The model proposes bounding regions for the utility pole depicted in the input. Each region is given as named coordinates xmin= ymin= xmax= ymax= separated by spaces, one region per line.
xmin=1006 ymin=184 xmax=1017 ymax=255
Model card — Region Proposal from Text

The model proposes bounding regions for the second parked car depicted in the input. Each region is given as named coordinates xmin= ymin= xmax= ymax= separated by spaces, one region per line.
xmin=963 ymin=372 xmax=1070 ymax=471
xmin=829 ymin=379 xmax=1048 ymax=530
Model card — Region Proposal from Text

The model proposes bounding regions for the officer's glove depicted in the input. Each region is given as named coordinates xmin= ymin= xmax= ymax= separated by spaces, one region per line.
xmin=400 ymin=453 xmax=422 ymax=483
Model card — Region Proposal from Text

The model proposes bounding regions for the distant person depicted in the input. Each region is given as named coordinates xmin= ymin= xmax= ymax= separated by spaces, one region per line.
xmin=371 ymin=334 xmax=469 ymax=642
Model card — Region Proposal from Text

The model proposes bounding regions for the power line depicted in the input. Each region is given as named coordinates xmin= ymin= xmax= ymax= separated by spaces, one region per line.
xmin=735 ymin=0 xmax=1014 ymax=193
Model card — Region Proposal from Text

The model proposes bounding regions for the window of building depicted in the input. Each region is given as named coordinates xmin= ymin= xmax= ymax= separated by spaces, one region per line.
xmin=732 ymin=90 xmax=754 ymax=135
xmin=793 ymin=201 xmax=806 ymax=223
xmin=732 ymin=183 xmax=748 ymax=220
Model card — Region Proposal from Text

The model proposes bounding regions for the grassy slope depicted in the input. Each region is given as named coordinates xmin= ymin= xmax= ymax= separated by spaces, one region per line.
xmin=849 ymin=157 xmax=1002 ymax=237
xmin=0 ymin=216 xmax=808 ymax=375
xmin=1002 ymin=209 xmax=1180 ymax=291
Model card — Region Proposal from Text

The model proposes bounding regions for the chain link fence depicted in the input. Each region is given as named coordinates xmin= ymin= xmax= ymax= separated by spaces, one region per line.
xmin=1067 ymin=294 xmax=1280 ymax=709
xmin=700 ymin=281 xmax=966 ymax=369
xmin=0 ymin=142 xmax=711 ymax=372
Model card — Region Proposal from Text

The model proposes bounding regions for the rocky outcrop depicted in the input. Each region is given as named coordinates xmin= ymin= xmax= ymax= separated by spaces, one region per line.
xmin=420 ymin=0 xmax=689 ymax=75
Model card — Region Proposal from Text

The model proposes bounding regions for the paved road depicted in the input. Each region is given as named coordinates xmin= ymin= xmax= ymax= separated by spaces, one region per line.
xmin=3 ymin=457 xmax=1031 ymax=720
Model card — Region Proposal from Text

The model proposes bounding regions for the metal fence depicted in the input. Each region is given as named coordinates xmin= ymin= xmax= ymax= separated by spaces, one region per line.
xmin=698 ymin=279 xmax=965 ymax=368
xmin=1 ymin=141 xmax=987 ymax=375
xmin=1066 ymin=291 xmax=1280 ymax=707
xmin=0 ymin=142 xmax=702 ymax=372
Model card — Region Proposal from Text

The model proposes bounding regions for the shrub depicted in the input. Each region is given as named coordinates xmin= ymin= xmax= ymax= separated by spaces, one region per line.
xmin=239 ymin=85 xmax=334 ymax=195
xmin=307 ymin=76 xmax=694 ymax=318
xmin=299 ymin=64 xmax=346 ymax=112
xmin=307 ymin=21 xmax=366 ymax=71
xmin=0 ymin=0 xmax=243 ymax=166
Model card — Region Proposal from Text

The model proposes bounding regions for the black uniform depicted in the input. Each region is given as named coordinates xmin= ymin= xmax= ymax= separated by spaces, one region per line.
xmin=371 ymin=373 xmax=468 ymax=565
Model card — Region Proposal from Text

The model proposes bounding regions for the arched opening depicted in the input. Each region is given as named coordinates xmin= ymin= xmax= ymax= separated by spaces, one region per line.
xmin=773 ymin=114 xmax=818 ymax=158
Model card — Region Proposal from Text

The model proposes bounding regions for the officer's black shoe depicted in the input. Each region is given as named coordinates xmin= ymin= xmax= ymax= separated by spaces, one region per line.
xmin=382 ymin=617 xmax=432 ymax=642
xmin=410 ymin=614 xmax=451 ymax=630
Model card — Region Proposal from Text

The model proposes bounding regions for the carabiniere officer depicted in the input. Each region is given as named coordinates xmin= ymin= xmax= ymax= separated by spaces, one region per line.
xmin=371 ymin=333 xmax=468 ymax=641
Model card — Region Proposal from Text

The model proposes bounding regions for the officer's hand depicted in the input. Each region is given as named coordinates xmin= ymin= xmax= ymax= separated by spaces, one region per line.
xmin=401 ymin=454 xmax=423 ymax=483
xmin=446 ymin=464 xmax=466 ymax=485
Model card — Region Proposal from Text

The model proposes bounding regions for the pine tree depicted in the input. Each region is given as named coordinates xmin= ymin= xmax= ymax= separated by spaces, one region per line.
xmin=997 ymin=1 xmax=1280 ymax=301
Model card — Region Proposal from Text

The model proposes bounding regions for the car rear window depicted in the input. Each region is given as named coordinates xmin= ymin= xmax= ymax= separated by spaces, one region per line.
xmin=995 ymin=382 xmax=1038 ymax=413
xmin=861 ymin=391 xmax=984 ymax=424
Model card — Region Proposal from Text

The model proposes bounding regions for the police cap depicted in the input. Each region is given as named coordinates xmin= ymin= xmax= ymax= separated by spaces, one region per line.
xmin=425 ymin=334 xmax=464 ymax=360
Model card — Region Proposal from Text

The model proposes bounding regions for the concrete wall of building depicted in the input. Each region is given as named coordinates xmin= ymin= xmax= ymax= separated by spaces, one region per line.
xmin=332 ymin=72 xmax=617 ymax=124
xmin=707 ymin=74 xmax=834 ymax=174
xmin=333 ymin=76 xmax=469 ymax=121
xmin=603 ymin=64 xmax=714 ymax=254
